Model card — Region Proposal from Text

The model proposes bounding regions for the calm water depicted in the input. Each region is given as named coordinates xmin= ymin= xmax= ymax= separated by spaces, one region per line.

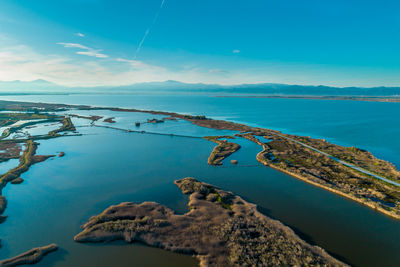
xmin=0 ymin=95 xmax=399 ymax=266
xmin=3 ymin=94 xmax=400 ymax=167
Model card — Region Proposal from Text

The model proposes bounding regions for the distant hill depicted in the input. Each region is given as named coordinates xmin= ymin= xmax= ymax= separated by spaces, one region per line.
xmin=0 ymin=79 xmax=66 ymax=93
xmin=0 ymin=79 xmax=400 ymax=96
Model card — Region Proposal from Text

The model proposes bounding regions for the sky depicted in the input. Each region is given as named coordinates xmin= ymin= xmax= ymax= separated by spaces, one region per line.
xmin=0 ymin=0 xmax=400 ymax=87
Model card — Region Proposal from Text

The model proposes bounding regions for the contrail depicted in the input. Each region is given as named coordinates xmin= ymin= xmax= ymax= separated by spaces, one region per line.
xmin=134 ymin=0 xmax=166 ymax=59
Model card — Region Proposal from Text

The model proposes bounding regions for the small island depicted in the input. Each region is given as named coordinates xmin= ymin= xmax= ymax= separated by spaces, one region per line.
xmin=74 ymin=178 xmax=345 ymax=266
xmin=0 ymin=243 xmax=58 ymax=267
xmin=147 ymin=118 xmax=164 ymax=124
xmin=204 ymin=136 xmax=241 ymax=165
xmin=103 ymin=117 xmax=116 ymax=123
xmin=10 ymin=177 xmax=23 ymax=184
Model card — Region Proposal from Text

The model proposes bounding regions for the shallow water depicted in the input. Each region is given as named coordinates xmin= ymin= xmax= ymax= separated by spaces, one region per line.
xmin=24 ymin=122 xmax=61 ymax=136
xmin=0 ymin=96 xmax=399 ymax=266
xmin=0 ymin=159 xmax=20 ymax=174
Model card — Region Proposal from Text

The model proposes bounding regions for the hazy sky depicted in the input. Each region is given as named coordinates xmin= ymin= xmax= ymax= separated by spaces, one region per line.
xmin=0 ymin=0 xmax=399 ymax=87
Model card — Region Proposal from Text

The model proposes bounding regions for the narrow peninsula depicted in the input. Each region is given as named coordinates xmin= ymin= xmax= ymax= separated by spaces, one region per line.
xmin=0 ymin=244 xmax=58 ymax=267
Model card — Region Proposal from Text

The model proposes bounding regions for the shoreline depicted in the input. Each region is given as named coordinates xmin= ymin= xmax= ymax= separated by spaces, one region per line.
xmin=240 ymin=133 xmax=400 ymax=220
xmin=259 ymin=153 xmax=400 ymax=220
xmin=0 ymin=100 xmax=399 ymax=220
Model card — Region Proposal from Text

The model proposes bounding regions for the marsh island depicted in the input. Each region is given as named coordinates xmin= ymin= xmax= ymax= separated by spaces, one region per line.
xmin=75 ymin=178 xmax=345 ymax=266
xmin=0 ymin=244 xmax=58 ymax=267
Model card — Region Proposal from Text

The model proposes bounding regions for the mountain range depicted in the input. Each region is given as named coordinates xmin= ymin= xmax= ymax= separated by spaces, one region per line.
xmin=1 ymin=79 xmax=400 ymax=96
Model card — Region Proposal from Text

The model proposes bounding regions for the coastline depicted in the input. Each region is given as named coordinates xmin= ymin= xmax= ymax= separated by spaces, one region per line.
xmin=0 ymin=100 xmax=399 ymax=221
xmin=0 ymin=99 xmax=399 ymax=265
xmin=240 ymin=133 xmax=400 ymax=220
xmin=257 ymin=152 xmax=400 ymax=220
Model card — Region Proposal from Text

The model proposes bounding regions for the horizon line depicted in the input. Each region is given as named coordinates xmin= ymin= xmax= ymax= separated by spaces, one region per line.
xmin=1 ymin=79 xmax=400 ymax=89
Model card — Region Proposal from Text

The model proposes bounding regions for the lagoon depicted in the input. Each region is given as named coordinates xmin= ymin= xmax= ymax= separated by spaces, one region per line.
xmin=0 ymin=96 xmax=399 ymax=266
xmin=3 ymin=94 xmax=400 ymax=168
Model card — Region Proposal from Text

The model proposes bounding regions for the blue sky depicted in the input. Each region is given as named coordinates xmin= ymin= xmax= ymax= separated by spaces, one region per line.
xmin=0 ymin=0 xmax=399 ymax=86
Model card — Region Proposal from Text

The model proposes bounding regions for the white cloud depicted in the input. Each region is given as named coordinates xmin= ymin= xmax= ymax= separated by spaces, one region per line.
xmin=2 ymin=35 xmax=398 ymax=88
xmin=0 ymin=40 xmax=212 ymax=86
xmin=208 ymin=68 xmax=228 ymax=74
xmin=116 ymin=57 xmax=165 ymax=70
xmin=0 ymin=41 xmax=324 ymax=87
xmin=57 ymin=42 xmax=108 ymax=58
xmin=116 ymin=57 xmax=141 ymax=64
xmin=233 ymin=49 xmax=240 ymax=54
xmin=57 ymin=42 xmax=89 ymax=50
xmin=76 ymin=51 xmax=108 ymax=58
xmin=76 ymin=33 xmax=85 ymax=37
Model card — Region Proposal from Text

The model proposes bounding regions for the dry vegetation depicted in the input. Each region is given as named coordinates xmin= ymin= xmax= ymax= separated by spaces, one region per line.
xmin=75 ymin=178 xmax=345 ymax=267
xmin=0 ymin=142 xmax=22 ymax=163
xmin=70 ymin=114 xmax=103 ymax=122
xmin=288 ymin=135 xmax=400 ymax=182
xmin=239 ymin=132 xmax=400 ymax=219
xmin=48 ymin=117 xmax=76 ymax=137
xmin=204 ymin=136 xmax=241 ymax=165
xmin=0 ymin=244 xmax=58 ymax=267
xmin=103 ymin=117 xmax=116 ymax=123
xmin=0 ymin=113 xmax=52 ymax=128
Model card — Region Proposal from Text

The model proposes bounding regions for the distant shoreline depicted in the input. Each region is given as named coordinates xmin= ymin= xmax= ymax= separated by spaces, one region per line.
xmin=214 ymin=95 xmax=400 ymax=102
